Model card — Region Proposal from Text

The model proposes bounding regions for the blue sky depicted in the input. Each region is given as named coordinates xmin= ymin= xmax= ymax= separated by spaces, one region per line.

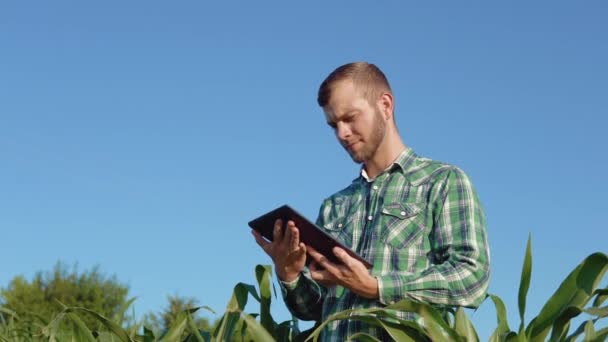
xmin=1 ymin=1 xmax=607 ymax=338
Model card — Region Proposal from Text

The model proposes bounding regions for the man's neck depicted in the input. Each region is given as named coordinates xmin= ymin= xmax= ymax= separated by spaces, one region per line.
xmin=363 ymin=139 xmax=406 ymax=180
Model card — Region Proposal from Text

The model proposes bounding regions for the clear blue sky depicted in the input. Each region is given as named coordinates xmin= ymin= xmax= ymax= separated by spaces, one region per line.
xmin=1 ymin=1 xmax=607 ymax=338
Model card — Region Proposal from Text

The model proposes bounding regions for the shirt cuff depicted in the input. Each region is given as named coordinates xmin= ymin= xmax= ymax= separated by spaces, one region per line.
xmin=377 ymin=273 xmax=411 ymax=305
xmin=279 ymin=274 xmax=301 ymax=291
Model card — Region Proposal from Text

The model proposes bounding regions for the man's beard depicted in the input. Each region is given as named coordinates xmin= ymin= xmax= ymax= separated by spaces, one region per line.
xmin=348 ymin=110 xmax=386 ymax=164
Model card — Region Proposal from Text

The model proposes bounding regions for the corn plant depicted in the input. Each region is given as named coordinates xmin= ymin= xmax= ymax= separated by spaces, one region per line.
xmin=1 ymin=235 xmax=606 ymax=341
xmin=304 ymin=235 xmax=608 ymax=341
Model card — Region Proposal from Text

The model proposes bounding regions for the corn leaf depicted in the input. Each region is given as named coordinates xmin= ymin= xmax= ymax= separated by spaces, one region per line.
xmin=487 ymin=294 xmax=512 ymax=341
xmin=66 ymin=313 xmax=96 ymax=342
xmin=594 ymin=327 xmax=608 ymax=340
xmin=584 ymin=306 xmax=608 ymax=318
xmin=518 ymin=234 xmax=533 ymax=335
xmin=385 ymin=299 xmax=462 ymax=341
xmin=160 ymin=311 xmax=188 ymax=342
xmin=454 ymin=307 xmax=479 ymax=342
xmin=255 ymin=264 xmax=275 ymax=334
xmin=526 ymin=252 xmax=608 ymax=341
xmin=226 ymin=283 xmax=260 ymax=312
xmin=593 ymin=288 xmax=608 ymax=308
xmin=548 ymin=306 xmax=581 ymax=342
xmin=241 ymin=312 xmax=276 ymax=341
xmin=583 ymin=319 xmax=595 ymax=341
xmin=213 ymin=311 xmax=241 ymax=341
xmin=346 ymin=315 xmax=421 ymax=342
xmin=346 ymin=332 xmax=383 ymax=341
xmin=186 ymin=313 xmax=206 ymax=342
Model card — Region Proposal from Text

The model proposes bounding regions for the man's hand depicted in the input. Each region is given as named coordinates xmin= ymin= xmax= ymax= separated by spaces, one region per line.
xmin=252 ymin=219 xmax=307 ymax=282
xmin=308 ymin=246 xmax=378 ymax=299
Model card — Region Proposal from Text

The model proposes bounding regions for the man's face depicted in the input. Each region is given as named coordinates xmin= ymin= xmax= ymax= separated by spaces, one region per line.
xmin=323 ymin=80 xmax=386 ymax=164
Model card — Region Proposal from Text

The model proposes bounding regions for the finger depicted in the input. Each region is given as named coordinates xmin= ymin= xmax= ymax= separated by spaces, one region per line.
xmin=251 ymin=230 xmax=271 ymax=254
xmin=307 ymin=246 xmax=340 ymax=276
xmin=310 ymin=268 xmax=336 ymax=286
xmin=282 ymin=220 xmax=293 ymax=245
xmin=273 ymin=219 xmax=283 ymax=242
xmin=299 ymin=242 xmax=306 ymax=255
xmin=309 ymin=260 xmax=317 ymax=271
xmin=289 ymin=225 xmax=300 ymax=251
xmin=333 ymin=247 xmax=353 ymax=269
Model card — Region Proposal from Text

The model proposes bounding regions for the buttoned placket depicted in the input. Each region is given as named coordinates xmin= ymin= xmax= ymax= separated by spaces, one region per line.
xmin=356 ymin=174 xmax=385 ymax=262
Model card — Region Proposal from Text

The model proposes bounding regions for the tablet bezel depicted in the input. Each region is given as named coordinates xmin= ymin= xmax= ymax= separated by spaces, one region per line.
xmin=248 ymin=204 xmax=373 ymax=269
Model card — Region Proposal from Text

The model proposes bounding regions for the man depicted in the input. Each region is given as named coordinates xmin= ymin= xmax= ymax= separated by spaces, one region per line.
xmin=252 ymin=62 xmax=490 ymax=340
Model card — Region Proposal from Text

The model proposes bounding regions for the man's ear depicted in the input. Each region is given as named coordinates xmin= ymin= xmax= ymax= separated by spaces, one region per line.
xmin=377 ymin=92 xmax=394 ymax=121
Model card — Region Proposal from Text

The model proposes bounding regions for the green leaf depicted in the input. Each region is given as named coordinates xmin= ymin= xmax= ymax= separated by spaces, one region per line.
xmin=255 ymin=264 xmax=276 ymax=334
xmin=0 ymin=307 xmax=18 ymax=320
xmin=213 ymin=311 xmax=241 ymax=341
xmin=188 ymin=305 xmax=216 ymax=315
xmin=487 ymin=294 xmax=513 ymax=340
xmin=454 ymin=307 xmax=479 ymax=342
xmin=66 ymin=312 xmax=96 ymax=342
xmin=113 ymin=297 xmax=137 ymax=324
xmin=526 ymin=252 xmax=608 ymax=341
xmin=584 ymin=306 xmax=608 ymax=318
xmin=161 ymin=311 xmax=189 ymax=342
xmin=385 ymin=299 xmax=462 ymax=341
xmin=186 ymin=313 xmax=206 ymax=342
xmin=226 ymin=283 xmax=260 ymax=312
xmin=68 ymin=307 xmax=134 ymax=342
xmin=347 ymin=332 xmax=384 ymax=341
xmin=142 ymin=326 xmax=156 ymax=342
xmin=593 ymin=288 xmax=608 ymax=308
xmin=583 ymin=319 xmax=596 ymax=341
xmin=305 ymin=300 xmax=457 ymax=341
xmin=565 ymin=319 xmax=588 ymax=342
xmin=355 ymin=315 xmax=421 ymax=341
xmin=518 ymin=234 xmax=533 ymax=334
xmin=42 ymin=310 xmax=66 ymax=341
xmin=241 ymin=313 xmax=276 ymax=341
xmin=594 ymin=327 xmax=608 ymax=340
xmin=548 ymin=306 xmax=581 ymax=342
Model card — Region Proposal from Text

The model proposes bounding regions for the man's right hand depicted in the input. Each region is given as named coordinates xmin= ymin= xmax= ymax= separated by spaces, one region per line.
xmin=252 ymin=219 xmax=307 ymax=282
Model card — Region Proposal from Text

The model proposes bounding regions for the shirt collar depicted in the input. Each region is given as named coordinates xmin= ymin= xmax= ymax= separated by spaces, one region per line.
xmin=360 ymin=147 xmax=417 ymax=182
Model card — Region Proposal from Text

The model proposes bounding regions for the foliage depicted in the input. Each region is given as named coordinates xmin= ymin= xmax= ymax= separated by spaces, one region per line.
xmin=143 ymin=295 xmax=214 ymax=338
xmin=0 ymin=261 xmax=132 ymax=331
xmin=304 ymin=235 xmax=608 ymax=341
xmin=0 ymin=236 xmax=606 ymax=341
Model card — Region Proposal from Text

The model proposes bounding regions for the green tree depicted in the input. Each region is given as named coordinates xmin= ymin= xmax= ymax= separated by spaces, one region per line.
xmin=0 ymin=261 xmax=132 ymax=331
xmin=143 ymin=294 xmax=214 ymax=337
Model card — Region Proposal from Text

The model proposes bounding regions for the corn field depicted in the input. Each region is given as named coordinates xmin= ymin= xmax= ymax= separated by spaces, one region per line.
xmin=1 ymin=236 xmax=606 ymax=341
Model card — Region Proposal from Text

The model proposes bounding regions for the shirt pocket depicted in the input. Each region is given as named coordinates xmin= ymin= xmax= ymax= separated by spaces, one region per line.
xmin=380 ymin=202 xmax=426 ymax=249
xmin=321 ymin=214 xmax=356 ymax=246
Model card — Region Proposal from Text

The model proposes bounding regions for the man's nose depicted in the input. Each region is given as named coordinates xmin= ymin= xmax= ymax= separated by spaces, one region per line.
xmin=336 ymin=122 xmax=351 ymax=141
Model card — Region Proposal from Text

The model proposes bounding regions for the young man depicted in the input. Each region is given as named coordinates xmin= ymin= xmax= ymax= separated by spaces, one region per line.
xmin=252 ymin=62 xmax=490 ymax=340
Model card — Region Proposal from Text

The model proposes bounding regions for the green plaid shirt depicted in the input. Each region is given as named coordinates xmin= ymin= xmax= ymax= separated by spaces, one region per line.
xmin=280 ymin=148 xmax=490 ymax=341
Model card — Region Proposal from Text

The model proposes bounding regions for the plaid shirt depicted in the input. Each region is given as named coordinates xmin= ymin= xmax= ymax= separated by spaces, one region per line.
xmin=280 ymin=148 xmax=490 ymax=341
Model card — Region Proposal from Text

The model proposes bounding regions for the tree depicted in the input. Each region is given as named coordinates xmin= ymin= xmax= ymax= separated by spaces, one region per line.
xmin=143 ymin=294 xmax=214 ymax=337
xmin=0 ymin=261 xmax=132 ymax=330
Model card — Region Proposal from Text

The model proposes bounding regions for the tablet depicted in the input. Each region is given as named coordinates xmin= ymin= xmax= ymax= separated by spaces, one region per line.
xmin=248 ymin=205 xmax=372 ymax=269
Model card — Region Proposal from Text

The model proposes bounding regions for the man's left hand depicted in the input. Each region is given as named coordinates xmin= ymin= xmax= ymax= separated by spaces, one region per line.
xmin=307 ymin=246 xmax=378 ymax=299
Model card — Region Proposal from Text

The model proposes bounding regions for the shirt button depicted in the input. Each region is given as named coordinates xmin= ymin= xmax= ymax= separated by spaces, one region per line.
xmin=372 ymin=185 xmax=379 ymax=190
xmin=338 ymin=223 xmax=343 ymax=228
xmin=400 ymin=211 xmax=407 ymax=216
xmin=367 ymin=215 xmax=373 ymax=221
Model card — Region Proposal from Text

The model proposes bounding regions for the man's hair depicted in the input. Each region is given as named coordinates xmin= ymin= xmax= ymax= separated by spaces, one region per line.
xmin=317 ymin=62 xmax=392 ymax=108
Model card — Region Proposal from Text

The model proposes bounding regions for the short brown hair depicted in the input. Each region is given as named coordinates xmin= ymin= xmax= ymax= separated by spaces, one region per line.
xmin=317 ymin=62 xmax=392 ymax=108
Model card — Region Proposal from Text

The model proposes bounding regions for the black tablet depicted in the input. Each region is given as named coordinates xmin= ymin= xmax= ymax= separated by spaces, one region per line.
xmin=248 ymin=205 xmax=372 ymax=269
